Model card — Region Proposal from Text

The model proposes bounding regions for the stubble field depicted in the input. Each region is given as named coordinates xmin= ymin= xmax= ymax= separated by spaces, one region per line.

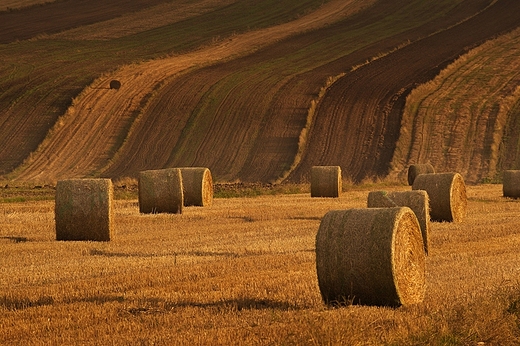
xmin=1 ymin=183 xmax=520 ymax=345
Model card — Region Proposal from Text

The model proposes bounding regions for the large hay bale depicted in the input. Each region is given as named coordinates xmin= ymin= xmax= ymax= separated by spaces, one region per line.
xmin=138 ymin=168 xmax=183 ymax=214
xmin=503 ymin=170 xmax=520 ymax=198
xmin=311 ymin=166 xmax=341 ymax=198
xmin=367 ymin=190 xmax=430 ymax=254
xmin=407 ymin=163 xmax=435 ymax=185
xmin=55 ymin=179 xmax=113 ymax=241
xmin=178 ymin=167 xmax=213 ymax=206
xmin=316 ymin=207 xmax=425 ymax=307
xmin=412 ymin=172 xmax=466 ymax=223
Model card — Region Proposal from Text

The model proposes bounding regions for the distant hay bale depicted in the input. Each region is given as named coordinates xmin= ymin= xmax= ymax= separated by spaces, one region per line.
xmin=178 ymin=167 xmax=213 ymax=206
xmin=503 ymin=170 xmax=520 ymax=198
xmin=109 ymin=80 xmax=121 ymax=90
xmin=367 ymin=190 xmax=430 ymax=254
xmin=316 ymin=207 xmax=425 ymax=307
xmin=138 ymin=168 xmax=183 ymax=214
xmin=55 ymin=179 xmax=113 ymax=241
xmin=407 ymin=163 xmax=435 ymax=185
xmin=311 ymin=166 xmax=341 ymax=197
xmin=412 ymin=172 xmax=466 ymax=223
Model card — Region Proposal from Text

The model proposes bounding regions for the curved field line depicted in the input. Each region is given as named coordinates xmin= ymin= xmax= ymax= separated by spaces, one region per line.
xmin=0 ymin=0 xmax=172 ymax=43
xmin=101 ymin=0 xmax=501 ymax=184
xmin=391 ymin=26 xmax=520 ymax=183
xmin=50 ymin=0 xmax=240 ymax=41
xmin=13 ymin=0 xmax=374 ymax=182
xmin=286 ymin=0 xmax=520 ymax=183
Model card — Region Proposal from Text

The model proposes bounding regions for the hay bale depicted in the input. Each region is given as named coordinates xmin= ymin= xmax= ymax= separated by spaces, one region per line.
xmin=55 ymin=179 xmax=113 ymax=241
xmin=178 ymin=167 xmax=213 ymax=206
xmin=367 ymin=190 xmax=430 ymax=254
xmin=503 ymin=170 xmax=520 ymax=198
xmin=316 ymin=207 xmax=425 ymax=307
xmin=109 ymin=80 xmax=121 ymax=90
xmin=311 ymin=166 xmax=341 ymax=197
xmin=407 ymin=163 xmax=435 ymax=185
xmin=412 ymin=172 xmax=466 ymax=223
xmin=138 ymin=168 xmax=183 ymax=214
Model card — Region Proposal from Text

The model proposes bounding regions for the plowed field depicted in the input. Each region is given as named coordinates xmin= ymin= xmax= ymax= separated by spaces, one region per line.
xmin=4 ymin=0 xmax=520 ymax=184
xmin=0 ymin=0 xmax=172 ymax=43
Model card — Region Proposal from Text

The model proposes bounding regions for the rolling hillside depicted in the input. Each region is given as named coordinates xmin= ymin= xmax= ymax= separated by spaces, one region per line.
xmin=2 ymin=0 xmax=520 ymax=184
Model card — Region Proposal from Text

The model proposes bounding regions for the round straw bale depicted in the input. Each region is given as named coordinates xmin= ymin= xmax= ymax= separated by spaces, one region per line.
xmin=178 ymin=167 xmax=213 ymax=206
xmin=311 ymin=166 xmax=341 ymax=198
xmin=109 ymin=80 xmax=121 ymax=90
xmin=55 ymin=179 xmax=113 ymax=241
xmin=138 ymin=168 xmax=183 ymax=214
xmin=407 ymin=163 xmax=435 ymax=185
xmin=503 ymin=170 xmax=520 ymax=198
xmin=412 ymin=172 xmax=466 ymax=223
xmin=316 ymin=207 xmax=425 ymax=307
xmin=367 ymin=190 xmax=430 ymax=254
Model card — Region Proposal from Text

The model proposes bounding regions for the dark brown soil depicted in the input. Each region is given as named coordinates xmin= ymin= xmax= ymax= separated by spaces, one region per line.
xmin=0 ymin=0 xmax=171 ymax=43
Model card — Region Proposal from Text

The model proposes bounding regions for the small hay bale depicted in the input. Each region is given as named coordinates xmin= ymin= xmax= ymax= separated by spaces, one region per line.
xmin=315 ymin=207 xmax=425 ymax=307
xmin=407 ymin=163 xmax=435 ymax=185
xmin=311 ymin=166 xmax=341 ymax=197
xmin=138 ymin=168 xmax=183 ymax=214
xmin=178 ymin=167 xmax=213 ymax=206
xmin=503 ymin=170 xmax=520 ymax=198
xmin=55 ymin=179 xmax=113 ymax=241
xmin=412 ymin=172 xmax=466 ymax=223
xmin=109 ymin=80 xmax=121 ymax=90
xmin=367 ymin=190 xmax=430 ymax=254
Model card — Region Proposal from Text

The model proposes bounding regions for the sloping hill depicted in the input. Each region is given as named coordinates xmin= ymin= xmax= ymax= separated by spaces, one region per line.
xmin=3 ymin=0 xmax=520 ymax=184
xmin=0 ymin=0 xmax=328 ymax=180
xmin=391 ymin=27 xmax=520 ymax=184
xmin=288 ymin=0 xmax=520 ymax=183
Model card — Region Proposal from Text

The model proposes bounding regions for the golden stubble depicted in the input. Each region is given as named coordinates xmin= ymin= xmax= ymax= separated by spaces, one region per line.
xmin=1 ymin=184 xmax=520 ymax=344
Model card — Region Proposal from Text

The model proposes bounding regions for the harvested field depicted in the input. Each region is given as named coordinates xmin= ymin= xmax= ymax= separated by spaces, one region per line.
xmin=3 ymin=0 xmax=520 ymax=188
xmin=1 ymin=0 xmax=57 ymax=11
xmin=50 ymin=0 xmax=240 ymax=41
xmin=2 ymin=184 xmax=520 ymax=344
xmin=288 ymin=0 xmax=520 ymax=184
xmin=0 ymin=0 xmax=173 ymax=43
xmin=0 ymin=0 xmax=331 ymax=180
xmin=99 ymin=0 xmax=520 ymax=184
xmin=391 ymin=26 xmax=520 ymax=184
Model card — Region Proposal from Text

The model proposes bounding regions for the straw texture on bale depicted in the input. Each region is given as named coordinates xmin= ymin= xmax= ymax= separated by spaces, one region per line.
xmin=139 ymin=168 xmax=183 ymax=214
xmin=311 ymin=166 xmax=341 ymax=197
xmin=407 ymin=163 xmax=435 ymax=185
xmin=315 ymin=207 xmax=425 ymax=307
xmin=412 ymin=172 xmax=467 ymax=223
xmin=367 ymin=190 xmax=430 ymax=254
xmin=503 ymin=170 xmax=520 ymax=198
xmin=55 ymin=179 xmax=113 ymax=241
xmin=178 ymin=167 xmax=213 ymax=206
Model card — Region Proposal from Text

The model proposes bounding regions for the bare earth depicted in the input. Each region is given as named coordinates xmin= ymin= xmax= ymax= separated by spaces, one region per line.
xmin=5 ymin=0 xmax=520 ymax=184
xmin=14 ymin=0 xmax=374 ymax=182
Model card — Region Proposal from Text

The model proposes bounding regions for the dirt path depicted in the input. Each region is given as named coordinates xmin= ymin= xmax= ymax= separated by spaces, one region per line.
xmin=14 ymin=0 xmax=374 ymax=182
